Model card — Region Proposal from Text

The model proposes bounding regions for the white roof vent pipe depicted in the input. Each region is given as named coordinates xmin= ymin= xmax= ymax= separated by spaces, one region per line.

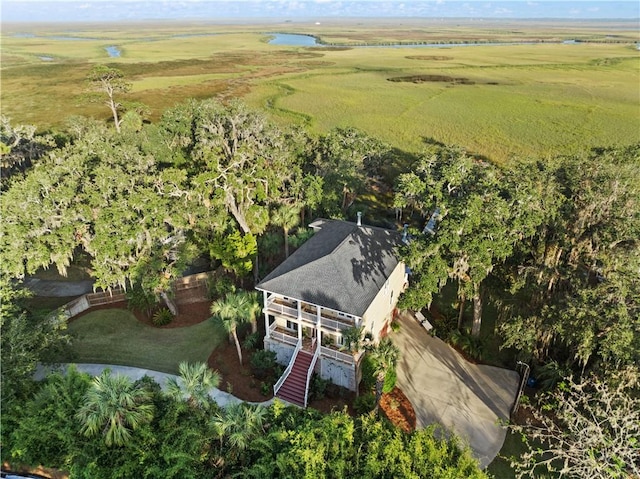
xmin=357 ymin=211 xmax=362 ymax=226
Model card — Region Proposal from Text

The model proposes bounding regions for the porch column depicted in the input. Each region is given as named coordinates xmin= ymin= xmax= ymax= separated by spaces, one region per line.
xmin=297 ymin=301 xmax=303 ymax=340
xmin=316 ymin=306 xmax=322 ymax=347
xmin=263 ymin=291 xmax=270 ymax=339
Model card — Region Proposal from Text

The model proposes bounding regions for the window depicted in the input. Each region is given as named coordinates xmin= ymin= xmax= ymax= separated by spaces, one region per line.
xmin=336 ymin=334 xmax=344 ymax=346
xmin=286 ymin=320 xmax=296 ymax=331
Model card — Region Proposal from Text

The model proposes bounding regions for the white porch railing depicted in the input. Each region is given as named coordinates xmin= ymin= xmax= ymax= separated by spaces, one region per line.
xmin=273 ymin=338 xmax=302 ymax=396
xmin=266 ymin=298 xmax=298 ymax=318
xmin=304 ymin=339 xmax=320 ymax=407
xmin=269 ymin=328 xmax=299 ymax=347
xmin=320 ymin=345 xmax=356 ymax=364
xmin=266 ymin=297 xmax=356 ymax=329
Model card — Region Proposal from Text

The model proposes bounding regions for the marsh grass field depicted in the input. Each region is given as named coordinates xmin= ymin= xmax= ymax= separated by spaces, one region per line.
xmin=1 ymin=19 xmax=638 ymax=162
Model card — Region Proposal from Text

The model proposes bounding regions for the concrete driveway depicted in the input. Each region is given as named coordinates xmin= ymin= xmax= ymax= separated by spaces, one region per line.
xmin=394 ymin=311 xmax=519 ymax=469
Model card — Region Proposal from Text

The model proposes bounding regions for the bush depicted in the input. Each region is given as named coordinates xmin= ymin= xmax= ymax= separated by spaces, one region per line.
xmin=126 ymin=285 xmax=157 ymax=316
xmin=152 ymin=308 xmax=173 ymax=326
xmin=360 ymin=354 xmax=376 ymax=391
xmin=207 ymin=275 xmax=236 ymax=300
xmin=354 ymin=393 xmax=376 ymax=414
xmin=449 ymin=330 xmax=485 ymax=361
xmin=250 ymin=350 xmax=277 ymax=380
xmin=309 ymin=374 xmax=329 ymax=401
xmin=289 ymin=228 xmax=314 ymax=249
xmin=390 ymin=320 xmax=401 ymax=332
xmin=243 ymin=332 xmax=261 ymax=351
xmin=382 ymin=369 xmax=396 ymax=394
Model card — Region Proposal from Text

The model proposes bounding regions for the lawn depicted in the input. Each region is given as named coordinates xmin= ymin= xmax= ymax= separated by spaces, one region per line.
xmin=2 ymin=21 xmax=638 ymax=163
xmin=56 ymin=309 xmax=226 ymax=375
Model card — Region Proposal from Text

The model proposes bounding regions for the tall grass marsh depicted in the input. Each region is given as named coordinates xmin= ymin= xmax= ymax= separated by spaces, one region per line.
xmin=2 ymin=20 xmax=638 ymax=163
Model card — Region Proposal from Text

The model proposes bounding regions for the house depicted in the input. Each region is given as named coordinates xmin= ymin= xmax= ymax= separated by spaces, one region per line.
xmin=256 ymin=214 xmax=408 ymax=407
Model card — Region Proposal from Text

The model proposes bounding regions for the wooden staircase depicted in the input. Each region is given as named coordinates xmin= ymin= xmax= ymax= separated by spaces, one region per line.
xmin=275 ymin=350 xmax=314 ymax=407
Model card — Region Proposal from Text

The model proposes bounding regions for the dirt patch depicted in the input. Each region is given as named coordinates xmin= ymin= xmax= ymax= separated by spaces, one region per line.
xmin=405 ymin=55 xmax=454 ymax=61
xmin=70 ymin=299 xmax=211 ymax=329
xmin=388 ymin=74 xmax=476 ymax=85
xmin=208 ymin=341 xmax=273 ymax=403
xmin=380 ymin=387 xmax=417 ymax=433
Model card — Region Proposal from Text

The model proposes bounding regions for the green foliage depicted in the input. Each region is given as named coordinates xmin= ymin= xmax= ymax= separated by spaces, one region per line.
xmin=126 ymin=284 xmax=158 ymax=316
xmin=152 ymin=308 xmax=173 ymax=326
xmin=535 ymin=360 xmax=572 ymax=391
xmin=0 ymin=278 xmax=71 ymax=404
xmin=288 ymin=227 xmax=314 ymax=249
xmin=354 ymin=394 xmax=376 ymax=415
xmin=360 ymin=354 xmax=377 ymax=390
xmin=449 ymin=330 xmax=486 ymax=361
xmin=210 ymin=230 xmax=257 ymax=277
xmin=308 ymin=373 xmax=330 ymax=401
xmin=498 ymin=145 xmax=640 ymax=371
xmin=6 ymin=366 xmax=91 ymax=469
xmin=382 ymin=369 xmax=397 ymax=394
xmin=207 ymin=274 xmax=237 ymax=300
xmin=76 ymin=369 xmax=155 ymax=447
xmin=340 ymin=325 xmax=364 ymax=352
xmin=166 ymin=362 xmax=220 ymax=410
xmin=250 ymin=349 xmax=277 ymax=380
xmin=210 ymin=290 xmax=260 ymax=364
xmin=243 ymin=331 xmax=261 ymax=351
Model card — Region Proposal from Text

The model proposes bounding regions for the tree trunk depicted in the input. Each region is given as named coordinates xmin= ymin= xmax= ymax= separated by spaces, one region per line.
xmin=160 ymin=290 xmax=179 ymax=316
xmin=232 ymin=329 xmax=243 ymax=365
xmin=373 ymin=374 xmax=384 ymax=415
xmin=471 ymin=283 xmax=482 ymax=337
xmin=284 ymin=227 xmax=290 ymax=258
xmin=224 ymin=189 xmax=251 ymax=235
xmin=457 ymin=293 xmax=466 ymax=331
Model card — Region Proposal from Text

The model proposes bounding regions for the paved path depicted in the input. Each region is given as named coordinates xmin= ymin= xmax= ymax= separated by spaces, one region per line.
xmin=35 ymin=363 xmax=273 ymax=408
xmin=394 ymin=311 xmax=519 ymax=469
xmin=24 ymin=278 xmax=95 ymax=297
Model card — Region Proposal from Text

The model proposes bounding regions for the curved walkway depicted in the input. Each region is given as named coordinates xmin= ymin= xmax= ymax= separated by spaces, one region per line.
xmin=35 ymin=363 xmax=274 ymax=408
xmin=394 ymin=311 xmax=519 ymax=469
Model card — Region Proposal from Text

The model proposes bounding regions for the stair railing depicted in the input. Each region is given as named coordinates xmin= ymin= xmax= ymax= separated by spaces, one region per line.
xmin=273 ymin=338 xmax=302 ymax=396
xmin=303 ymin=340 xmax=321 ymax=407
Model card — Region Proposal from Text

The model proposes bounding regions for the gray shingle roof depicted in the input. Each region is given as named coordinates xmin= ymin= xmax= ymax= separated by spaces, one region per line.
xmin=256 ymin=219 xmax=401 ymax=317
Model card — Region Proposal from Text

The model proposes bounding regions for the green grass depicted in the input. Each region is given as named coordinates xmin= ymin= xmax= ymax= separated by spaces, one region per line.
xmin=55 ymin=309 xmax=226 ymax=374
xmin=2 ymin=21 xmax=639 ymax=163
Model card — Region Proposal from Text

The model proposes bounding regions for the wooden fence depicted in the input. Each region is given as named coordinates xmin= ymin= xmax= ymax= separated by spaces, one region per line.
xmin=55 ymin=271 xmax=215 ymax=321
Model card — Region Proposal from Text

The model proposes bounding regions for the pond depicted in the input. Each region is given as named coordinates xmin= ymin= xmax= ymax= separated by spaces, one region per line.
xmin=105 ymin=45 xmax=121 ymax=57
xmin=268 ymin=33 xmax=545 ymax=48
xmin=268 ymin=33 xmax=319 ymax=46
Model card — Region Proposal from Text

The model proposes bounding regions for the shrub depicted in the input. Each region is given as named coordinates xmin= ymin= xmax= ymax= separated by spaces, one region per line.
xmin=250 ymin=350 xmax=277 ymax=380
xmin=207 ymin=275 xmax=236 ymax=300
xmin=382 ymin=369 xmax=396 ymax=394
xmin=261 ymin=382 xmax=272 ymax=396
xmin=309 ymin=374 xmax=329 ymax=401
xmin=360 ymin=354 xmax=376 ymax=390
xmin=126 ymin=285 xmax=157 ymax=316
xmin=354 ymin=393 xmax=376 ymax=414
xmin=243 ymin=331 xmax=261 ymax=351
xmin=289 ymin=228 xmax=314 ymax=249
xmin=390 ymin=320 xmax=401 ymax=332
xmin=152 ymin=308 xmax=173 ymax=326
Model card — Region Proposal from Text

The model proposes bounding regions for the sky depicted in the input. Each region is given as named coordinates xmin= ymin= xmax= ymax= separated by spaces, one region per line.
xmin=2 ymin=1 xmax=639 ymax=22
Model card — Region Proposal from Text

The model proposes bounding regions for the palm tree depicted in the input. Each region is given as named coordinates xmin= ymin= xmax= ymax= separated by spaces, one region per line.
xmin=211 ymin=291 xmax=260 ymax=364
xmin=166 ymin=361 xmax=221 ymax=410
xmin=368 ymin=337 xmax=400 ymax=414
xmin=76 ymin=369 xmax=154 ymax=446
xmin=271 ymin=205 xmax=300 ymax=258
xmin=211 ymin=403 xmax=267 ymax=463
